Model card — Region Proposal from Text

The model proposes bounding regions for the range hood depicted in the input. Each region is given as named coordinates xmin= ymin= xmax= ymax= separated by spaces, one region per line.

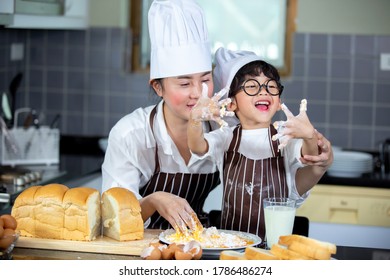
xmin=0 ymin=0 xmax=89 ymax=30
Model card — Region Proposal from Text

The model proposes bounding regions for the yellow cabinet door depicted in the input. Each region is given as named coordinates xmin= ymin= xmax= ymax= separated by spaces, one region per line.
xmin=296 ymin=192 xmax=329 ymax=222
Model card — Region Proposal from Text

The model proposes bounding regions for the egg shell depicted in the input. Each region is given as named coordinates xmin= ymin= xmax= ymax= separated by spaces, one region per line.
xmin=183 ymin=241 xmax=203 ymax=260
xmin=0 ymin=217 xmax=4 ymax=228
xmin=190 ymin=246 xmax=202 ymax=260
xmin=0 ymin=225 xmax=4 ymax=239
xmin=0 ymin=228 xmax=15 ymax=249
xmin=174 ymin=247 xmax=193 ymax=260
xmin=0 ymin=214 xmax=17 ymax=230
xmin=141 ymin=246 xmax=162 ymax=260
xmin=161 ymin=246 xmax=175 ymax=260
xmin=150 ymin=241 xmax=164 ymax=248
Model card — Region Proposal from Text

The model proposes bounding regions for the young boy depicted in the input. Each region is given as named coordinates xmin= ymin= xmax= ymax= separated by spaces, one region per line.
xmin=188 ymin=47 xmax=326 ymax=241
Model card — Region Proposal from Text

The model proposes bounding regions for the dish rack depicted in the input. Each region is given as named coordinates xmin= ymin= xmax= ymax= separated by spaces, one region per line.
xmin=0 ymin=109 xmax=59 ymax=166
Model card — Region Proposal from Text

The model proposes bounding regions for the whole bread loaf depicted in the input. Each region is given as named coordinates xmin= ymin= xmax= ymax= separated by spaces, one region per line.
xmin=11 ymin=184 xmax=101 ymax=241
xmin=102 ymin=187 xmax=144 ymax=241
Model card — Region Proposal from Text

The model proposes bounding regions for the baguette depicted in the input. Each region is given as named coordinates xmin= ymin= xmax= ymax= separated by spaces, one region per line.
xmin=270 ymin=244 xmax=312 ymax=260
xmin=279 ymin=234 xmax=337 ymax=254
xmin=220 ymin=250 xmax=247 ymax=260
xmin=244 ymin=246 xmax=279 ymax=260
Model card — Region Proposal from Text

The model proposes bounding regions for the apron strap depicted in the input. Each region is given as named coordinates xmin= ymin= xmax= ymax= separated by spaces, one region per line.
xmin=227 ymin=125 xmax=242 ymax=152
xmin=149 ymin=106 xmax=160 ymax=173
xmin=269 ymin=124 xmax=281 ymax=157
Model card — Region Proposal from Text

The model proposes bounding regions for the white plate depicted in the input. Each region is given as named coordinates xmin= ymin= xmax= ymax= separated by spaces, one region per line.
xmin=159 ymin=229 xmax=262 ymax=258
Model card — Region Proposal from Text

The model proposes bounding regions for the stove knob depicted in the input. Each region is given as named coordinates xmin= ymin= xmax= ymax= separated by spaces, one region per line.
xmin=27 ymin=173 xmax=37 ymax=181
xmin=22 ymin=175 xmax=31 ymax=184
xmin=33 ymin=171 xmax=42 ymax=181
xmin=14 ymin=176 xmax=25 ymax=186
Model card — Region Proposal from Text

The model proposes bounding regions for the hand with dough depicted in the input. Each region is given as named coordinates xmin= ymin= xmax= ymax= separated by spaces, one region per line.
xmin=272 ymin=99 xmax=316 ymax=150
xmin=190 ymin=83 xmax=235 ymax=128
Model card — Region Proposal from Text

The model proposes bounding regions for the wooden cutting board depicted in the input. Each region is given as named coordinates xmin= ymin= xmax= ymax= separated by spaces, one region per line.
xmin=15 ymin=229 xmax=162 ymax=256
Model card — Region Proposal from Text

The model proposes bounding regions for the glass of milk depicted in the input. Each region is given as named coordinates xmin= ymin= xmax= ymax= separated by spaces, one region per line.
xmin=263 ymin=197 xmax=296 ymax=249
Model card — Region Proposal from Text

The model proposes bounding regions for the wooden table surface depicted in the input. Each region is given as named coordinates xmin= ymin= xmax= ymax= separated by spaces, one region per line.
xmin=11 ymin=229 xmax=162 ymax=260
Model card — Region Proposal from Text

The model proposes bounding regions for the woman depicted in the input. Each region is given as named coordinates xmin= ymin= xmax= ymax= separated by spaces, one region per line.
xmin=102 ymin=0 xmax=220 ymax=233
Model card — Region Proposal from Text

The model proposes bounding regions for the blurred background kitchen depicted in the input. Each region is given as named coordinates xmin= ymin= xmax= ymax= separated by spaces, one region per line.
xmin=0 ymin=0 xmax=390 ymax=254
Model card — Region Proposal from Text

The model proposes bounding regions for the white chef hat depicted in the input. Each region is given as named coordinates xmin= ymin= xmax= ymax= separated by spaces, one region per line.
xmin=148 ymin=0 xmax=211 ymax=80
xmin=214 ymin=47 xmax=262 ymax=94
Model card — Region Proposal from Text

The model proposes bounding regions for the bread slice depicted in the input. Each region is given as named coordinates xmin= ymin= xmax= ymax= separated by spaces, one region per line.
xmin=102 ymin=187 xmax=144 ymax=241
xmin=278 ymin=234 xmax=337 ymax=254
xmin=63 ymin=187 xmax=102 ymax=241
xmin=220 ymin=250 xmax=247 ymax=260
xmin=288 ymin=241 xmax=331 ymax=260
xmin=270 ymin=244 xmax=312 ymax=260
xmin=244 ymin=246 xmax=279 ymax=260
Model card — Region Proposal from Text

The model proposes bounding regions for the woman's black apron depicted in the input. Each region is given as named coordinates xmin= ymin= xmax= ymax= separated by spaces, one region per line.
xmin=140 ymin=106 xmax=220 ymax=229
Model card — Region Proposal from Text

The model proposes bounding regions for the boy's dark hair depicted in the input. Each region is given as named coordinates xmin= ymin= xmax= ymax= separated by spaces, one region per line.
xmin=229 ymin=60 xmax=282 ymax=98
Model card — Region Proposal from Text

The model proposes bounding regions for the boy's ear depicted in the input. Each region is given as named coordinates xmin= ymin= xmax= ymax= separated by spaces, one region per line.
xmin=228 ymin=97 xmax=237 ymax=111
xmin=276 ymin=98 xmax=282 ymax=111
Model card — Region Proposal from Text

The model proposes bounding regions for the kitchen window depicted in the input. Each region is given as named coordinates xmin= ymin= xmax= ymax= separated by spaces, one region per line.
xmin=130 ymin=0 xmax=296 ymax=77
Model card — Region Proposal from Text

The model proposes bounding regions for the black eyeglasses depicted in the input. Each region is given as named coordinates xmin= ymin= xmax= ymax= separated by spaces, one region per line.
xmin=239 ymin=79 xmax=284 ymax=96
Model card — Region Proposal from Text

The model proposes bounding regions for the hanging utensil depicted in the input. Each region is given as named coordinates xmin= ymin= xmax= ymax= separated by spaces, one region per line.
xmin=0 ymin=116 xmax=21 ymax=159
xmin=8 ymin=72 xmax=23 ymax=128
xmin=50 ymin=114 xmax=61 ymax=129
xmin=1 ymin=91 xmax=12 ymax=123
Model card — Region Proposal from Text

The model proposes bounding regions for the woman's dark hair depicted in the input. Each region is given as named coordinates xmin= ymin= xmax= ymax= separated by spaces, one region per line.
xmin=229 ymin=60 xmax=282 ymax=98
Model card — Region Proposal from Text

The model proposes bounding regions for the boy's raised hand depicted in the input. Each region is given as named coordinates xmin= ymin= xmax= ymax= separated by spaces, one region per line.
xmin=272 ymin=99 xmax=315 ymax=150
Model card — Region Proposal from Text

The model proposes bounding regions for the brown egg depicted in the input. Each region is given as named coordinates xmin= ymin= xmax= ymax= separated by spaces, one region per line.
xmin=140 ymin=245 xmax=162 ymax=260
xmin=0 ymin=228 xmax=16 ymax=249
xmin=174 ymin=247 xmax=193 ymax=260
xmin=0 ymin=225 xmax=4 ymax=239
xmin=1 ymin=214 xmax=17 ymax=230
xmin=168 ymin=243 xmax=179 ymax=252
xmin=161 ymin=245 xmax=175 ymax=260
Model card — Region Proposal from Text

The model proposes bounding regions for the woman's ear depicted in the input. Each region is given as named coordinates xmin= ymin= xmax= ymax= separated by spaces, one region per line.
xmin=151 ymin=80 xmax=163 ymax=97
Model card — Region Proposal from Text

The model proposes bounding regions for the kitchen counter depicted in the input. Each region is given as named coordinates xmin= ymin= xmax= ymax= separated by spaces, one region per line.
xmin=6 ymin=229 xmax=390 ymax=261
xmin=9 ymin=243 xmax=390 ymax=261
xmin=319 ymin=172 xmax=390 ymax=189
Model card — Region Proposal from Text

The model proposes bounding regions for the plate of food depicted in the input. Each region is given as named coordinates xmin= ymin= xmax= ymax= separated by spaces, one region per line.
xmin=159 ymin=227 xmax=262 ymax=258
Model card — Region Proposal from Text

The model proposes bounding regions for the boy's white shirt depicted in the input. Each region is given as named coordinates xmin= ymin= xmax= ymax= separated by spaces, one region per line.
xmin=192 ymin=126 xmax=309 ymax=206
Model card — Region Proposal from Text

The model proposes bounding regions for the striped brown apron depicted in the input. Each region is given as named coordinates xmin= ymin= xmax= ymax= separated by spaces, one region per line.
xmin=140 ymin=106 xmax=220 ymax=229
xmin=220 ymin=124 xmax=288 ymax=242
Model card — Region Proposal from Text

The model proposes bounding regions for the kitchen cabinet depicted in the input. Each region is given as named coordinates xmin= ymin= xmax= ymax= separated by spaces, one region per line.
xmin=0 ymin=0 xmax=89 ymax=29
xmin=296 ymin=184 xmax=390 ymax=227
